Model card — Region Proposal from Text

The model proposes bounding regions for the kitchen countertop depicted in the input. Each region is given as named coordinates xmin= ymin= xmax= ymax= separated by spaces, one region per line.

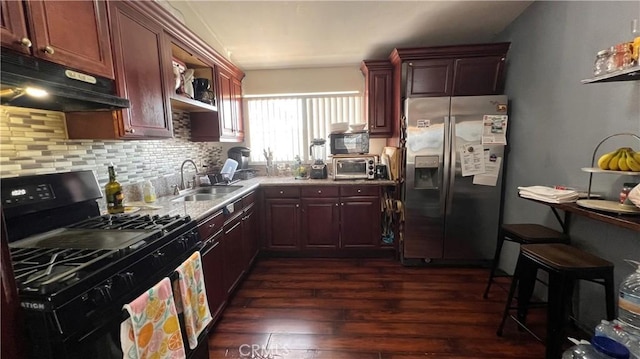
xmin=134 ymin=176 xmax=397 ymax=222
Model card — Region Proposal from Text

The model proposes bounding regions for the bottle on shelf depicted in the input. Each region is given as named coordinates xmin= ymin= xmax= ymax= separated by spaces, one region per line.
xmin=105 ymin=164 xmax=124 ymax=214
xmin=619 ymin=260 xmax=640 ymax=331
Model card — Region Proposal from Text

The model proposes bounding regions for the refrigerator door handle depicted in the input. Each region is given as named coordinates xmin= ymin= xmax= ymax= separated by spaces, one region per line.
xmin=441 ymin=115 xmax=451 ymax=216
xmin=446 ymin=116 xmax=456 ymax=215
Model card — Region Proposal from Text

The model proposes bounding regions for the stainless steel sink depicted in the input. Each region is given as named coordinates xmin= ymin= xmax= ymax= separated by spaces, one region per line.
xmin=192 ymin=185 xmax=243 ymax=194
xmin=172 ymin=185 xmax=243 ymax=202
xmin=172 ymin=194 xmax=222 ymax=202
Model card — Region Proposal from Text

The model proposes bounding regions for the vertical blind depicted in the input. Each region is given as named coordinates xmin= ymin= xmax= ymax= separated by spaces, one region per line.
xmin=247 ymin=94 xmax=363 ymax=162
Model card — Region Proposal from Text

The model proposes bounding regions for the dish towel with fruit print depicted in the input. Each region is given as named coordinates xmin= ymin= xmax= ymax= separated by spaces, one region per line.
xmin=121 ymin=277 xmax=186 ymax=359
xmin=173 ymin=251 xmax=212 ymax=349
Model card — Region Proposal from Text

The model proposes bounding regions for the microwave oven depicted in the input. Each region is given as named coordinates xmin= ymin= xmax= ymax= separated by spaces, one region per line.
xmin=329 ymin=131 xmax=369 ymax=155
xmin=332 ymin=155 xmax=377 ymax=180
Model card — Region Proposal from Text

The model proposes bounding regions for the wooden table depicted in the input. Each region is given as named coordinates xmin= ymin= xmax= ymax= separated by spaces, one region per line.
xmin=520 ymin=197 xmax=640 ymax=233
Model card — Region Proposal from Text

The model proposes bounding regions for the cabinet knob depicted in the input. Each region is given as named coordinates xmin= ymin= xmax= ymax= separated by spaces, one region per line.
xmin=317 ymin=190 xmax=322 ymax=194
xmin=341 ymin=203 xmax=344 ymax=206
xmin=357 ymin=189 xmax=362 ymax=193
xmin=279 ymin=190 xmax=284 ymax=194
xmin=43 ymin=45 xmax=55 ymax=55
xmin=208 ymin=223 xmax=214 ymax=229
xmin=335 ymin=203 xmax=339 ymax=206
xmin=125 ymin=128 xmax=135 ymax=134
xmin=19 ymin=37 xmax=32 ymax=48
xmin=295 ymin=204 xmax=299 ymax=208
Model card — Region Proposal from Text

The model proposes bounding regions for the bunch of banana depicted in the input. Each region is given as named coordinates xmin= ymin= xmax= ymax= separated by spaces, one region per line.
xmin=597 ymin=147 xmax=640 ymax=171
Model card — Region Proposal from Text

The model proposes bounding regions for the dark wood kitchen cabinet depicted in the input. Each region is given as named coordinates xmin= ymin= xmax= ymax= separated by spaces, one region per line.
xmin=405 ymin=55 xmax=506 ymax=97
xmin=65 ymin=1 xmax=173 ymax=139
xmin=300 ymin=186 xmax=340 ymax=250
xmin=189 ymin=65 xmax=245 ymax=142
xmin=360 ymin=60 xmax=393 ymax=137
xmin=0 ymin=0 xmax=114 ymax=79
xmin=222 ymin=197 xmax=245 ymax=295
xmin=340 ymin=185 xmax=381 ymax=248
xmin=241 ymin=191 xmax=259 ymax=267
xmin=197 ymin=210 xmax=226 ymax=320
xmin=263 ymin=185 xmax=385 ymax=254
xmin=264 ymin=186 xmax=301 ymax=250
xmin=216 ymin=65 xmax=244 ymax=142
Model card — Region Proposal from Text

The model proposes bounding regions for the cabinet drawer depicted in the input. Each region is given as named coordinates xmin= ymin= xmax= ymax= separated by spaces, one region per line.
xmin=263 ymin=187 xmax=300 ymax=198
xmin=224 ymin=198 xmax=244 ymax=223
xmin=198 ymin=210 xmax=223 ymax=240
xmin=340 ymin=185 xmax=380 ymax=197
xmin=300 ymin=186 xmax=339 ymax=198
xmin=242 ymin=190 xmax=257 ymax=208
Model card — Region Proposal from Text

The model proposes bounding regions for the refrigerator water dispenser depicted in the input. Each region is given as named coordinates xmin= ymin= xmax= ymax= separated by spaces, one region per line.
xmin=414 ymin=155 xmax=440 ymax=189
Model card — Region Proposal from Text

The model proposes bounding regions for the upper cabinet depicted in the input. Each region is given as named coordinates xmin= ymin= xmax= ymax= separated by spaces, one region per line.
xmin=0 ymin=0 xmax=114 ymax=79
xmin=66 ymin=1 xmax=173 ymax=139
xmin=403 ymin=50 xmax=507 ymax=97
xmin=64 ymin=0 xmax=246 ymax=141
xmin=361 ymin=60 xmax=393 ymax=138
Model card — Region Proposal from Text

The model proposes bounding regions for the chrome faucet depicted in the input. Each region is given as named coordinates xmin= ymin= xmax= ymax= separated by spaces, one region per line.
xmin=180 ymin=159 xmax=198 ymax=190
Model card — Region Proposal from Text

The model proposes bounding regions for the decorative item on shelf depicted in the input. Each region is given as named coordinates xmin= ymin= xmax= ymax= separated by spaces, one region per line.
xmin=293 ymin=155 xmax=307 ymax=179
xmin=183 ymin=69 xmax=194 ymax=99
xmin=193 ymin=78 xmax=215 ymax=106
xmin=172 ymin=57 xmax=187 ymax=96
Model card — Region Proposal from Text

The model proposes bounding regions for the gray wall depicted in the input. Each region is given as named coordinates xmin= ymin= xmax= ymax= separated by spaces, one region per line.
xmin=497 ymin=1 xmax=640 ymax=329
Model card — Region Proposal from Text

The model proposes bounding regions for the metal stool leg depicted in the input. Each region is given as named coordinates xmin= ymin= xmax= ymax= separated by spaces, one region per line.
xmin=484 ymin=228 xmax=506 ymax=298
xmin=497 ymin=252 xmax=522 ymax=336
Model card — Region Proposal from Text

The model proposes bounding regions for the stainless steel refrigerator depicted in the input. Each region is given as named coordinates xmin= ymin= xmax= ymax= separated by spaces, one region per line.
xmin=402 ymin=95 xmax=508 ymax=264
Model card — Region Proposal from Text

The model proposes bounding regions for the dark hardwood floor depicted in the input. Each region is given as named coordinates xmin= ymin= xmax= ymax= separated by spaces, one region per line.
xmin=207 ymin=258 xmax=548 ymax=358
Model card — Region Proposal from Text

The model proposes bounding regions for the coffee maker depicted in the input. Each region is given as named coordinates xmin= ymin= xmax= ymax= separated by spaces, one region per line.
xmin=309 ymin=138 xmax=328 ymax=179
xmin=193 ymin=78 xmax=215 ymax=105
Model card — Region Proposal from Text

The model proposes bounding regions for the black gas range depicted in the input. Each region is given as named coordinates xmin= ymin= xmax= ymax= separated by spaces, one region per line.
xmin=1 ymin=171 xmax=203 ymax=359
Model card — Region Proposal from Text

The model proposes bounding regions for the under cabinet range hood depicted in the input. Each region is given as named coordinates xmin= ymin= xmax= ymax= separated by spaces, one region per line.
xmin=0 ymin=51 xmax=130 ymax=112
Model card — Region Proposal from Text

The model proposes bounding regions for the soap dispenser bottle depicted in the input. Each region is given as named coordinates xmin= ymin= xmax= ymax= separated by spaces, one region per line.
xmin=143 ymin=180 xmax=157 ymax=203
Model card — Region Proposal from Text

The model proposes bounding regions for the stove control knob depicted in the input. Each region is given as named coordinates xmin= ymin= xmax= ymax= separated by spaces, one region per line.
xmin=152 ymin=251 xmax=166 ymax=267
xmin=90 ymin=283 xmax=113 ymax=306
xmin=176 ymin=237 xmax=189 ymax=251
xmin=114 ymin=272 xmax=135 ymax=290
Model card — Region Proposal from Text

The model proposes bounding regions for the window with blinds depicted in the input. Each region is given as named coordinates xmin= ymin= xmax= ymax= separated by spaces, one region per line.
xmin=246 ymin=94 xmax=363 ymax=162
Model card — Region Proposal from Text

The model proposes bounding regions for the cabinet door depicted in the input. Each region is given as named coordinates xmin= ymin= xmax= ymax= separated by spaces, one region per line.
xmin=406 ymin=59 xmax=454 ymax=97
xmin=264 ymin=198 xmax=300 ymax=249
xmin=340 ymin=196 xmax=380 ymax=248
xmin=108 ymin=1 xmax=172 ymax=138
xmin=216 ymin=66 xmax=236 ymax=139
xmin=201 ymin=236 xmax=225 ymax=319
xmin=223 ymin=217 xmax=244 ymax=294
xmin=232 ymin=76 xmax=244 ymax=141
xmin=301 ymin=198 xmax=339 ymax=249
xmin=241 ymin=205 xmax=258 ymax=267
xmin=26 ymin=0 xmax=114 ymax=79
xmin=361 ymin=60 xmax=393 ymax=137
xmin=452 ymin=56 xmax=506 ymax=96
xmin=0 ymin=0 xmax=30 ymax=54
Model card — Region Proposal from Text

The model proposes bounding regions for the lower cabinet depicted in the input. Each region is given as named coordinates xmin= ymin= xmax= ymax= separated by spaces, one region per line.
xmin=198 ymin=192 xmax=258 ymax=323
xmin=263 ymin=185 xmax=383 ymax=252
xmin=197 ymin=210 xmax=225 ymax=319
xmin=264 ymin=187 xmax=301 ymax=250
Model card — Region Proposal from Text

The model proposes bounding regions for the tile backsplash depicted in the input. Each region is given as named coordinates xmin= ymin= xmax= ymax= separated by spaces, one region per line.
xmin=0 ymin=106 xmax=224 ymax=195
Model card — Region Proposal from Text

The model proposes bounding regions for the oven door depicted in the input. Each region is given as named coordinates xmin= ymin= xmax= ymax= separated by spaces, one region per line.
xmin=22 ymin=248 xmax=209 ymax=359
xmin=333 ymin=158 xmax=369 ymax=180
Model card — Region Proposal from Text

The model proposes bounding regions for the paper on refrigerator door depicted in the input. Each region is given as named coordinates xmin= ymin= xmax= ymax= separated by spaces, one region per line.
xmin=460 ymin=144 xmax=485 ymax=177
xmin=481 ymin=115 xmax=508 ymax=145
xmin=473 ymin=156 xmax=502 ymax=186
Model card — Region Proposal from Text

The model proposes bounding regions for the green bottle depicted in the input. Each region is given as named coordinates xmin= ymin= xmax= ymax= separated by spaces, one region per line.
xmin=105 ymin=165 xmax=124 ymax=214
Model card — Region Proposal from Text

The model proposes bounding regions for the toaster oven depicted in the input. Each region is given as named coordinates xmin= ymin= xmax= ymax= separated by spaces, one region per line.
xmin=332 ymin=155 xmax=377 ymax=180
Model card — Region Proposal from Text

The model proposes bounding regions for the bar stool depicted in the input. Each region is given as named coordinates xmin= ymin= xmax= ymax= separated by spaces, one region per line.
xmin=497 ymin=243 xmax=615 ymax=359
xmin=483 ymin=224 xmax=569 ymax=298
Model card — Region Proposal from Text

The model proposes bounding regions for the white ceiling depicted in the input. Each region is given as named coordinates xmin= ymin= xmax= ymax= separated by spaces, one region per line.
xmin=163 ymin=1 xmax=533 ymax=71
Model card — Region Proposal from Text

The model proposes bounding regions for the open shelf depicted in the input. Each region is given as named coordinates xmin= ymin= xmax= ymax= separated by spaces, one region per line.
xmin=581 ymin=66 xmax=640 ymax=84
xmin=170 ymin=95 xmax=217 ymax=113
xmin=581 ymin=167 xmax=640 ymax=176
